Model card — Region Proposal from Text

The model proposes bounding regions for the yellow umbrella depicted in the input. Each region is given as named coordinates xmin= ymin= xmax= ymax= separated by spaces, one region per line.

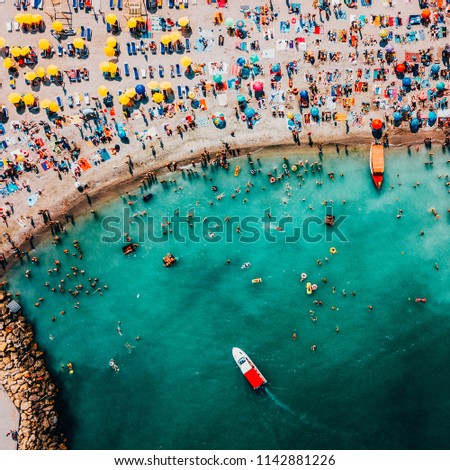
xmin=52 ymin=21 xmax=63 ymax=32
xmin=127 ymin=18 xmax=137 ymax=28
xmin=40 ymin=99 xmax=51 ymax=109
xmin=47 ymin=64 xmax=59 ymax=76
xmin=108 ymin=62 xmax=118 ymax=74
xmin=147 ymin=81 xmax=160 ymax=90
xmin=0 ymin=38 xmax=5 ymax=48
xmin=20 ymin=46 xmax=30 ymax=56
xmin=178 ymin=17 xmax=189 ymax=27
xmin=16 ymin=155 xmax=25 ymax=163
xmin=125 ymin=88 xmax=137 ymax=98
xmin=118 ymin=94 xmax=131 ymax=106
xmin=23 ymin=93 xmax=35 ymax=106
xmin=10 ymin=47 xmax=22 ymax=58
xmin=106 ymin=13 xmax=117 ymax=25
xmin=38 ymin=39 xmax=51 ymax=50
xmin=180 ymin=56 xmax=192 ymax=67
xmin=379 ymin=29 xmax=388 ymax=39
xmin=188 ymin=91 xmax=196 ymax=99
xmin=99 ymin=61 xmax=110 ymax=72
xmin=32 ymin=14 xmax=43 ymax=23
xmin=159 ymin=81 xmax=172 ymax=91
xmin=106 ymin=36 xmax=117 ymax=48
xmin=152 ymin=92 xmax=164 ymax=103
xmin=136 ymin=17 xmax=145 ymax=23
xmin=161 ymin=35 xmax=171 ymax=45
xmin=36 ymin=67 xmax=46 ymax=78
xmin=8 ymin=93 xmax=22 ymax=104
xmin=98 ymin=86 xmax=109 ymax=97
xmin=22 ymin=14 xmax=33 ymax=25
xmin=24 ymin=71 xmax=36 ymax=81
xmin=3 ymin=58 xmax=13 ymax=69
xmin=48 ymin=102 xmax=59 ymax=113
xmin=104 ymin=46 xmax=116 ymax=57
xmin=14 ymin=14 xmax=25 ymax=23
xmin=170 ymin=32 xmax=181 ymax=43
xmin=73 ymin=37 xmax=85 ymax=49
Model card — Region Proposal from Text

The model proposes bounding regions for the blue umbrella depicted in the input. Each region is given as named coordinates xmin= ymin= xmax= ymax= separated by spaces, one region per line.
xmin=300 ymin=90 xmax=309 ymax=99
xmin=410 ymin=117 xmax=420 ymax=128
xmin=311 ymin=107 xmax=319 ymax=117
xmin=385 ymin=43 xmax=395 ymax=52
xmin=428 ymin=111 xmax=437 ymax=126
xmin=236 ymin=94 xmax=246 ymax=102
xmin=273 ymin=73 xmax=281 ymax=82
xmin=287 ymin=119 xmax=294 ymax=127
xmin=401 ymin=104 xmax=411 ymax=113
xmin=244 ymin=107 xmax=256 ymax=118
xmin=431 ymin=64 xmax=440 ymax=73
xmin=272 ymin=63 xmax=281 ymax=73
xmin=436 ymin=81 xmax=446 ymax=91
xmin=237 ymin=57 xmax=246 ymax=66
xmin=402 ymin=77 xmax=412 ymax=87
xmin=135 ymin=84 xmax=146 ymax=95
xmin=393 ymin=111 xmax=403 ymax=121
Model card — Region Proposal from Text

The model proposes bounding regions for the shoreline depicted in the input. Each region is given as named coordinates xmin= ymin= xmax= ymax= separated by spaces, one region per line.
xmin=2 ymin=128 xmax=445 ymax=277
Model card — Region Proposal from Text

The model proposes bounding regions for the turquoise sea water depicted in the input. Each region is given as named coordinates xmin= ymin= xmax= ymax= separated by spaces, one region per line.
xmin=5 ymin=146 xmax=450 ymax=450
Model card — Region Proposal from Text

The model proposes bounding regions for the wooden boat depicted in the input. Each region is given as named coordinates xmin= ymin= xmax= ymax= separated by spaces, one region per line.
xmin=370 ymin=143 xmax=384 ymax=189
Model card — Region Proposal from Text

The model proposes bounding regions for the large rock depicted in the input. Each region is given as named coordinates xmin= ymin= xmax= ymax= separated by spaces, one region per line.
xmin=20 ymin=400 xmax=32 ymax=411
xmin=0 ymin=342 xmax=7 ymax=352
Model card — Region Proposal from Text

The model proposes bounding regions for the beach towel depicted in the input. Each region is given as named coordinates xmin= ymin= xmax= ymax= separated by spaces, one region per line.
xmin=280 ymin=21 xmax=290 ymax=33
xmin=41 ymin=160 xmax=53 ymax=171
xmin=78 ymin=158 xmax=92 ymax=171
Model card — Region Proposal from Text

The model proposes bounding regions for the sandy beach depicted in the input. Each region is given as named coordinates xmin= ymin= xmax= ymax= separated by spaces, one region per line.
xmin=0 ymin=0 xmax=449 ymax=267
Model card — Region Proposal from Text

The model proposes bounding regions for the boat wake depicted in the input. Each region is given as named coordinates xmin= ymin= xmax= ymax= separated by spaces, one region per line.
xmin=265 ymin=389 xmax=297 ymax=417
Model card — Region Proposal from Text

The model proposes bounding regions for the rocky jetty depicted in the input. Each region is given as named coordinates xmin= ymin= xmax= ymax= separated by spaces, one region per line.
xmin=0 ymin=291 xmax=67 ymax=450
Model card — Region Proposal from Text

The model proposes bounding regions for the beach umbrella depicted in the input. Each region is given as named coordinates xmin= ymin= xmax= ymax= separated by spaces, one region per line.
xmin=98 ymin=86 xmax=109 ymax=97
xmin=170 ymin=32 xmax=182 ymax=43
xmin=395 ymin=63 xmax=406 ymax=73
xmin=20 ymin=46 xmax=30 ymax=57
xmin=180 ymin=56 xmax=192 ymax=68
xmin=32 ymin=14 xmax=42 ymax=24
xmin=236 ymin=94 xmax=246 ymax=103
xmin=36 ymin=67 xmax=46 ymax=78
xmin=15 ymin=14 xmax=25 ymax=24
xmin=118 ymin=94 xmax=131 ymax=106
xmin=428 ymin=111 xmax=437 ymax=126
xmin=272 ymin=63 xmax=281 ymax=73
xmin=159 ymin=81 xmax=172 ymax=91
xmin=431 ymin=64 xmax=440 ymax=74
xmin=236 ymin=19 xmax=245 ymax=29
xmin=250 ymin=54 xmax=259 ymax=63
xmin=0 ymin=38 xmax=5 ymax=48
xmin=421 ymin=9 xmax=431 ymax=19
xmin=22 ymin=14 xmax=33 ymax=25
xmin=47 ymin=64 xmax=59 ymax=76
xmin=379 ymin=29 xmax=389 ymax=39
xmin=418 ymin=91 xmax=428 ymax=101
xmin=22 ymin=93 xmax=35 ymax=106
xmin=244 ymin=107 xmax=256 ymax=118
xmin=3 ymin=58 xmax=13 ymax=69
xmin=300 ymin=90 xmax=309 ymax=99
xmin=188 ymin=91 xmax=196 ymax=99
xmin=161 ymin=35 xmax=171 ymax=45
xmin=73 ymin=38 xmax=85 ymax=49
xmin=236 ymin=57 xmax=246 ymax=66
xmin=40 ymin=99 xmax=51 ymax=109
xmin=385 ymin=43 xmax=395 ymax=53
xmin=52 ymin=21 xmax=63 ymax=32
xmin=410 ymin=117 xmax=420 ymax=129
xmin=106 ymin=36 xmax=117 ymax=48
xmin=104 ymin=46 xmax=116 ymax=57
xmin=152 ymin=92 xmax=164 ymax=103
xmin=127 ymin=18 xmax=137 ymax=29
xmin=371 ymin=118 xmax=383 ymax=130
xmin=310 ymin=107 xmax=320 ymax=117
xmin=24 ymin=71 xmax=36 ymax=81
xmin=393 ymin=111 xmax=403 ymax=121
xmin=147 ymin=80 xmax=160 ymax=90
xmin=252 ymin=81 xmax=264 ymax=92
xmin=213 ymin=74 xmax=223 ymax=83
xmin=8 ymin=93 xmax=22 ymax=104
xmin=38 ymin=39 xmax=51 ymax=50
xmin=401 ymin=104 xmax=411 ymax=113
xmin=436 ymin=81 xmax=446 ymax=91
xmin=225 ymin=17 xmax=234 ymax=28
xmin=402 ymin=77 xmax=412 ymax=87
xmin=108 ymin=63 xmax=118 ymax=74
xmin=48 ymin=102 xmax=59 ymax=113
xmin=10 ymin=47 xmax=22 ymax=58
xmin=135 ymin=84 xmax=146 ymax=95
xmin=106 ymin=13 xmax=118 ymax=25
xmin=125 ymin=88 xmax=137 ymax=98
xmin=178 ymin=17 xmax=190 ymax=27
xmin=99 ymin=62 xmax=110 ymax=72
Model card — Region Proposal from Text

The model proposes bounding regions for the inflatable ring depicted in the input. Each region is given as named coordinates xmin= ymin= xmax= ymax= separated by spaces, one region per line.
xmin=330 ymin=247 xmax=337 ymax=254
xmin=292 ymin=18 xmax=297 ymax=24
xmin=312 ymin=284 xmax=318 ymax=291
xmin=301 ymin=273 xmax=307 ymax=280
xmin=292 ymin=88 xmax=299 ymax=95
xmin=291 ymin=165 xmax=298 ymax=172
xmin=270 ymin=177 xmax=276 ymax=183
xmin=282 ymin=164 xmax=287 ymax=169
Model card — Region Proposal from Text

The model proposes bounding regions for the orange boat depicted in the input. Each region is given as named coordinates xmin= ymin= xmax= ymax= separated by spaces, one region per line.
xmin=370 ymin=143 xmax=384 ymax=189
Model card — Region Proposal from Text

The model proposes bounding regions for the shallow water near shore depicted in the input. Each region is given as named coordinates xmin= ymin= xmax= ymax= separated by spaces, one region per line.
xmin=5 ymin=146 xmax=450 ymax=450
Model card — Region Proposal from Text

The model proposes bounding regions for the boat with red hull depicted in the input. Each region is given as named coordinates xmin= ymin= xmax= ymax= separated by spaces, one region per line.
xmin=232 ymin=347 xmax=267 ymax=390
xmin=370 ymin=143 xmax=385 ymax=189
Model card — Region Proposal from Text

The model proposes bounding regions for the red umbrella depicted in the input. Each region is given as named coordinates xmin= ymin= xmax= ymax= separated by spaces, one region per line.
xmin=371 ymin=119 xmax=383 ymax=130
xmin=421 ymin=9 xmax=431 ymax=19
xmin=418 ymin=91 xmax=427 ymax=101
xmin=395 ymin=63 xmax=406 ymax=73
xmin=252 ymin=80 xmax=264 ymax=92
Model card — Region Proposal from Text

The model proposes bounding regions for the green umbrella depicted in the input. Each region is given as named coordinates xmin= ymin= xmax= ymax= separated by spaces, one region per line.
xmin=436 ymin=81 xmax=446 ymax=91
xmin=225 ymin=17 xmax=234 ymax=28
xmin=213 ymin=74 xmax=223 ymax=83
xmin=250 ymin=54 xmax=259 ymax=64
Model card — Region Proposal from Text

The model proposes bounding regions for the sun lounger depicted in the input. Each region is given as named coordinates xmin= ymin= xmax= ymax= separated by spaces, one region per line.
xmin=86 ymin=28 xmax=92 ymax=41
xmin=14 ymin=21 xmax=20 ymax=31
xmin=117 ymin=0 xmax=123 ymax=9
xmin=133 ymin=67 xmax=139 ymax=79
xmin=106 ymin=23 xmax=111 ymax=33
xmin=109 ymin=0 xmax=115 ymax=9
xmin=159 ymin=65 xmax=164 ymax=77
xmin=80 ymin=26 xmax=85 ymax=38
xmin=177 ymin=85 xmax=182 ymax=99
xmin=185 ymin=38 xmax=190 ymax=52
xmin=79 ymin=0 xmax=85 ymax=9
xmin=6 ymin=20 xmax=12 ymax=33
xmin=176 ymin=64 xmax=181 ymax=77
xmin=126 ymin=42 xmax=132 ymax=55
xmin=168 ymin=0 xmax=174 ymax=7
xmin=141 ymin=67 xmax=147 ymax=78
xmin=131 ymin=42 xmax=137 ymax=55
xmin=159 ymin=42 xmax=165 ymax=55
xmin=184 ymin=86 xmax=189 ymax=98
xmin=74 ymin=93 xmax=81 ymax=106
xmin=33 ymin=0 xmax=43 ymax=9
xmin=123 ymin=62 xmax=130 ymax=76
xmin=72 ymin=0 xmax=78 ymax=10
xmin=56 ymin=96 xmax=63 ymax=109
